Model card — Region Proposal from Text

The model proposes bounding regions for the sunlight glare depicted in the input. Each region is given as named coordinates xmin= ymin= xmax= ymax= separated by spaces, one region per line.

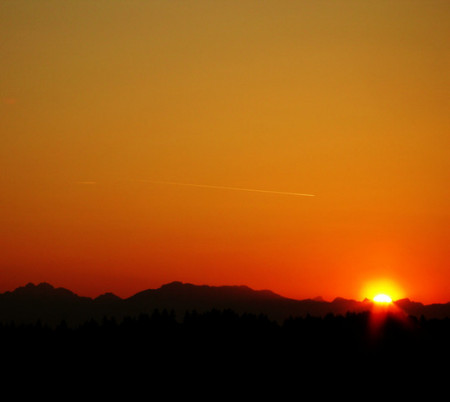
xmin=362 ymin=279 xmax=403 ymax=302
xmin=373 ymin=294 xmax=392 ymax=304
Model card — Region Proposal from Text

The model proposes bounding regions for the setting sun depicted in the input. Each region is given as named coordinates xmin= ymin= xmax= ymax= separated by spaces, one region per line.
xmin=362 ymin=279 xmax=404 ymax=303
xmin=373 ymin=294 xmax=393 ymax=304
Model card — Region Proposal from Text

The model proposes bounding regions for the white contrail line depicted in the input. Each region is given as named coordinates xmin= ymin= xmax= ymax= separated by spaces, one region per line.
xmin=136 ymin=180 xmax=315 ymax=197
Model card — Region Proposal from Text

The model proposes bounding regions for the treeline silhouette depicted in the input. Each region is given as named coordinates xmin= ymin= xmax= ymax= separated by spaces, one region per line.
xmin=2 ymin=309 xmax=449 ymax=371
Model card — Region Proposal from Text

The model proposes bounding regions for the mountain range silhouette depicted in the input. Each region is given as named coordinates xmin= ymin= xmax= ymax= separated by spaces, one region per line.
xmin=1 ymin=281 xmax=449 ymax=326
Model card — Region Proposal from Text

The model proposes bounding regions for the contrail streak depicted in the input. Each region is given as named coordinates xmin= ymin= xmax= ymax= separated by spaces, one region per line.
xmin=137 ymin=180 xmax=315 ymax=197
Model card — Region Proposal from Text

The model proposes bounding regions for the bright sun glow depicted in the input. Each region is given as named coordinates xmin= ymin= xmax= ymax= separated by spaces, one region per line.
xmin=373 ymin=294 xmax=392 ymax=303
xmin=362 ymin=279 xmax=403 ymax=302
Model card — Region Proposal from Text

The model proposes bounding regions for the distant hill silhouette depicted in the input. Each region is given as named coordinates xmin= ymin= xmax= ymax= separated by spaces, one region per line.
xmin=1 ymin=281 xmax=449 ymax=392
xmin=0 ymin=281 xmax=449 ymax=326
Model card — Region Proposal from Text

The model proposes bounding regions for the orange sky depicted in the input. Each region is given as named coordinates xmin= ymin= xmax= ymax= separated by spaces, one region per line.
xmin=1 ymin=1 xmax=449 ymax=303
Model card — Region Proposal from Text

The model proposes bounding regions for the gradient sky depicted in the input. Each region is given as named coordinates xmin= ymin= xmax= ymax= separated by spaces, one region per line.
xmin=1 ymin=1 xmax=449 ymax=303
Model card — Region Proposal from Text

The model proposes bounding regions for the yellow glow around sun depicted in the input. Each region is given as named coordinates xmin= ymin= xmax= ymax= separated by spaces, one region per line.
xmin=362 ymin=279 xmax=404 ymax=302
xmin=373 ymin=294 xmax=392 ymax=303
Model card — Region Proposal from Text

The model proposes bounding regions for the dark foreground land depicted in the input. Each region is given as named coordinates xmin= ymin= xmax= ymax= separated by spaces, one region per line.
xmin=2 ymin=309 xmax=449 ymax=391
xmin=3 ymin=282 xmax=449 ymax=393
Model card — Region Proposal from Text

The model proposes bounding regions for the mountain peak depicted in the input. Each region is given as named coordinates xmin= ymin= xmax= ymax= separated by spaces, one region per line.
xmin=23 ymin=282 xmax=54 ymax=290
xmin=94 ymin=292 xmax=122 ymax=302
xmin=332 ymin=297 xmax=351 ymax=303
xmin=157 ymin=281 xmax=282 ymax=299
xmin=160 ymin=281 xmax=185 ymax=289
xmin=12 ymin=282 xmax=77 ymax=299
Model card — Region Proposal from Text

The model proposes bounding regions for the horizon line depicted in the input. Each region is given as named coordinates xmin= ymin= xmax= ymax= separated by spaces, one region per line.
xmin=4 ymin=280 xmax=445 ymax=305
